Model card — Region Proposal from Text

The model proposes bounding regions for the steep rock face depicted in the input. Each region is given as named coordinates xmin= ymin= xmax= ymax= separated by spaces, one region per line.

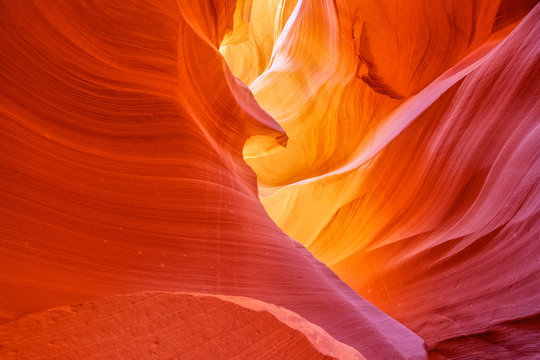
xmin=0 ymin=0 xmax=426 ymax=359
xmin=220 ymin=0 xmax=300 ymax=86
xmin=0 ymin=292 xmax=365 ymax=359
xmin=225 ymin=0 xmax=505 ymax=187
xmin=2 ymin=0 xmax=539 ymax=358
xmin=224 ymin=0 xmax=540 ymax=358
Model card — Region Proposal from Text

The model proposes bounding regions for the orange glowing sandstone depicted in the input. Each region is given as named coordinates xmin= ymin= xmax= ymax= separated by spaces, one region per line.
xmin=224 ymin=0 xmax=540 ymax=358
xmin=0 ymin=1 xmax=425 ymax=359
xmin=1 ymin=0 xmax=539 ymax=359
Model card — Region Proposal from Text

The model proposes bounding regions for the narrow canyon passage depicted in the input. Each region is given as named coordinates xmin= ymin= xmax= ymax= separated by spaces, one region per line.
xmin=1 ymin=0 xmax=539 ymax=359
xmin=222 ymin=0 xmax=540 ymax=358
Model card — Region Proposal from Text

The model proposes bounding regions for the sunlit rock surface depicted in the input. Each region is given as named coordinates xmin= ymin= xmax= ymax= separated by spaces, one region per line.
xmin=1 ymin=0 xmax=539 ymax=358
xmin=0 ymin=0 xmax=426 ymax=359
xmin=223 ymin=0 xmax=540 ymax=358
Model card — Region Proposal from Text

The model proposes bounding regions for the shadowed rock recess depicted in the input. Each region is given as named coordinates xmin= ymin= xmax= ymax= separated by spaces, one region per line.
xmin=1 ymin=0 xmax=538 ymax=359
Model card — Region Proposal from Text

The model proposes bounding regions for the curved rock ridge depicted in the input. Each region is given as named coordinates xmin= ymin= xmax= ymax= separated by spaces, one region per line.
xmin=223 ymin=0 xmax=540 ymax=358
xmin=0 ymin=291 xmax=366 ymax=360
xmin=224 ymin=0 xmax=510 ymax=187
xmin=0 ymin=0 xmax=426 ymax=359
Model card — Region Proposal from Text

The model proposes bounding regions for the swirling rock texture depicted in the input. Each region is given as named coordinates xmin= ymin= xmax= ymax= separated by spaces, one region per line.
xmin=0 ymin=0 xmax=426 ymax=359
xmin=223 ymin=0 xmax=540 ymax=359
xmin=0 ymin=1 xmax=538 ymax=360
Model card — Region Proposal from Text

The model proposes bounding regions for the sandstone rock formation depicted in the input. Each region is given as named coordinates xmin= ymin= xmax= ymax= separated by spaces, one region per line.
xmin=224 ymin=1 xmax=540 ymax=358
xmin=1 ymin=0 xmax=538 ymax=359
xmin=0 ymin=292 xmax=365 ymax=359
xmin=0 ymin=1 xmax=425 ymax=359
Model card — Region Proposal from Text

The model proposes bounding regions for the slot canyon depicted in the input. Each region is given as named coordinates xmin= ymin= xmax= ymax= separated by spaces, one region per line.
xmin=1 ymin=0 xmax=539 ymax=359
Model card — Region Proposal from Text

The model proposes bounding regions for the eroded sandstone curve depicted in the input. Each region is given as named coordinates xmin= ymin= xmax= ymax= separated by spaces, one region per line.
xmin=0 ymin=0 xmax=426 ymax=359
xmin=0 ymin=291 xmax=366 ymax=360
xmin=224 ymin=0 xmax=540 ymax=358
